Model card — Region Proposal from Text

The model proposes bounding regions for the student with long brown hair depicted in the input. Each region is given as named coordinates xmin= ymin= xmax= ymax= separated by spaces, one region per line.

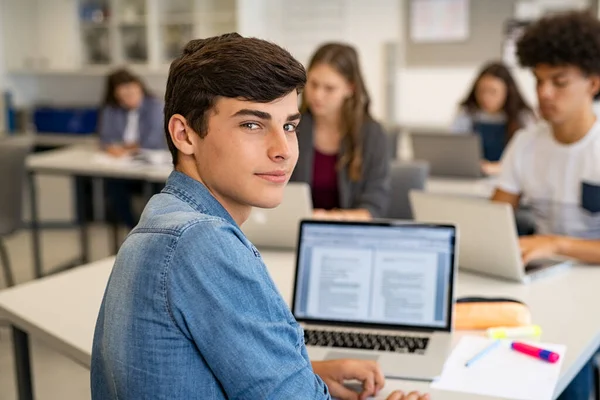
xmin=452 ymin=61 xmax=535 ymax=175
xmin=291 ymin=43 xmax=391 ymax=220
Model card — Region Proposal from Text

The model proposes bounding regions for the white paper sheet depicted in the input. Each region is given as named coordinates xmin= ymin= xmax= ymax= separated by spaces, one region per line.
xmin=431 ymin=336 xmax=566 ymax=400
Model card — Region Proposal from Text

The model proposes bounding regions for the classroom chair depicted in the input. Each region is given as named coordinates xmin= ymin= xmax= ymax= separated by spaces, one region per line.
xmin=386 ymin=160 xmax=430 ymax=220
xmin=0 ymin=137 xmax=33 ymax=288
xmin=387 ymin=126 xmax=401 ymax=160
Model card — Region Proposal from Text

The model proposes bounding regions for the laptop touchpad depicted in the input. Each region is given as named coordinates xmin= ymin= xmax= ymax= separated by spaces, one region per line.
xmin=325 ymin=351 xmax=380 ymax=361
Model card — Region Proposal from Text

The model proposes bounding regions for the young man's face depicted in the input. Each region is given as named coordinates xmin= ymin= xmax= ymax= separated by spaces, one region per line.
xmin=534 ymin=64 xmax=598 ymax=125
xmin=191 ymin=91 xmax=301 ymax=216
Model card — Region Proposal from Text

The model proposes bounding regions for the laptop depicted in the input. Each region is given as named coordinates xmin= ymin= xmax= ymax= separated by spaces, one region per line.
xmin=411 ymin=133 xmax=484 ymax=178
xmin=409 ymin=191 xmax=571 ymax=283
xmin=292 ymin=220 xmax=458 ymax=381
xmin=242 ymin=182 xmax=312 ymax=249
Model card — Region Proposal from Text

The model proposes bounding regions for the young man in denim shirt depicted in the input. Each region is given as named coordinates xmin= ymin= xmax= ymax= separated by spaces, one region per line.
xmin=91 ymin=34 xmax=428 ymax=400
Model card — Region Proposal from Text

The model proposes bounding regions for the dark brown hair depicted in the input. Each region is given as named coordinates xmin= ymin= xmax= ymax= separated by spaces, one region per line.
xmin=301 ymin=43 xmax=371 ymax=181
xmin=517 ymin=9 xmax=600 ymax=100
xmin=102 ymin=68 xmax=151 ymax=107
xmin=164 ymin=33 xmax=306 ymax=165
xmin=461 ymin=61 xmax=533 ymax=141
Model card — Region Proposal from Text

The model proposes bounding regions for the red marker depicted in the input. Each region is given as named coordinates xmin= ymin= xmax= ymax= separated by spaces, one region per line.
xmin=511 ymin=342 xmax=560 ymax=363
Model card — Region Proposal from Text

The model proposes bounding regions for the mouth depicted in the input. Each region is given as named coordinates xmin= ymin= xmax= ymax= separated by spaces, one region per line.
xmin=255 ymin=171 xmax=288 ymax=184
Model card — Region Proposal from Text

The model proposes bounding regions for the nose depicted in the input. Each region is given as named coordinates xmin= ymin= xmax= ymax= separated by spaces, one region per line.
xmin=537 ymin=81 xmax=553 ymax=101
xmin=311 ymin=86 xmax=325 ymax=103
xmin=267 ymin=129 xmax=292 ymax=162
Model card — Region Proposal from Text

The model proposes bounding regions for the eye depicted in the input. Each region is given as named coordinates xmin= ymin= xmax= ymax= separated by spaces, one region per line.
xmin=241 ymin=122 xmax=261 ymax=130
xmin=554 ymin=80 xmax=568 ymax=88
xmin=283 ymin=123 xmax=297 ymax=133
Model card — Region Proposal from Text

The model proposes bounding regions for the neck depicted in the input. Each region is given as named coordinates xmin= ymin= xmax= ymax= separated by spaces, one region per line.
xmin=175 ymin=159 xmax=251 ymax=226
xmin=551 ymin=108 xmax=596 ymax=144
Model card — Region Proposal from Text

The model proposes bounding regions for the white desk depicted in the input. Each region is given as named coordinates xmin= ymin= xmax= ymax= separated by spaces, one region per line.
xmin=26 ymin=145 xmax=172 ymax=181
xmin=33 ymin=133 xmax=99 ymax=148
xmin=1 ymin=253 xmax=599 ymax=400
xmin=25 ymin=146 xmax=173 ymax=279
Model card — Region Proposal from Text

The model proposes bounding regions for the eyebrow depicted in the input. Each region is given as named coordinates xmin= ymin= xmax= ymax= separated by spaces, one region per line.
xmin=535 ymin=71 xmax=568 ymax=80
xmin=232 ymin=109 xmax=302 ymax=122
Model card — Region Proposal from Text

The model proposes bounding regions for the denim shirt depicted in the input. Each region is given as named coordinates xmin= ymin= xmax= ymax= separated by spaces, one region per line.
xmin=91 ymin=171 xmax=330 ymax=399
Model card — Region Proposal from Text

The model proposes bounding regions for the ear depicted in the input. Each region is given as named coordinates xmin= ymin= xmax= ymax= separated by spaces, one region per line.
xmin=168 ymin=114 xmax=197 ymax=157
xmin=588 ymin=74 xmax=600 ymax=99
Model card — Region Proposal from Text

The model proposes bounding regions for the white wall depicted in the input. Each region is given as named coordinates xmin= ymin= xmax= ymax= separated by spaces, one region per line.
xmin=395 ymin=66 xmax=538 ymax=128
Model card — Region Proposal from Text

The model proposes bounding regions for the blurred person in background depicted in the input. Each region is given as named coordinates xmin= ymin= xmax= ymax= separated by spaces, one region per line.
xmin=291 ymin=43 xmax=391 ymax=220
xmin=99 ymin=68 xmax=166 ymax=228
xmin=451 ymin=61 xmax=535 ymax=175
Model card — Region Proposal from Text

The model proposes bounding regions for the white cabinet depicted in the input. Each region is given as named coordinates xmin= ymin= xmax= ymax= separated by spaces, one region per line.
xmin=153 ymin=0 xmax=236 ymax=68
xmin=35 ymin=0 xmax=81 ymax=71
xmin=0 ymin=0 xmax=264 ymax=75
xmin=2 ymin=0 xmax=38 ymax=71
xmin=2 ymin=0 xmax=80 ymax=72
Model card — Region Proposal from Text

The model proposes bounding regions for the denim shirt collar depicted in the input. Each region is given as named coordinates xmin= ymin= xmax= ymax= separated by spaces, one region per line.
xmin=162 ymin=170 xmax=238 ymax=227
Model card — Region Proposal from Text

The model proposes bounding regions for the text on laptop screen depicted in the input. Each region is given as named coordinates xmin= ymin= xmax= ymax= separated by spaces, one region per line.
xmin=293 ymin=223 xmax=455 ymax=329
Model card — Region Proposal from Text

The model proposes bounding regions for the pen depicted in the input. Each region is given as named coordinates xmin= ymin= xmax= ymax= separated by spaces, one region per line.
xmin=511 ymin=342 xmax=560 ymax=363
xmin=465 ymin=340 xmax=501 ymax=367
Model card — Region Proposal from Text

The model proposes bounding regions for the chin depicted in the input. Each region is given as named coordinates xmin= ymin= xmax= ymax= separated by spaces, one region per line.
xmin=252 ymin=198 xmax=283 ymax=209
xmin=542 ymin=114 xmax=560 ymax=124
xmin=249 ymin=189 xmax=285 ymax=209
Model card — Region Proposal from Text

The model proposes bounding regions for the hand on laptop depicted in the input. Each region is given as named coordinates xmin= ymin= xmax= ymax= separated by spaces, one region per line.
xmin=311 ymin=359 xmax=429 ymax=400
xmin=520 ymin=235 xmax=561 ymax=264
xmin=312 ymin=359 xmax=384 ymax=399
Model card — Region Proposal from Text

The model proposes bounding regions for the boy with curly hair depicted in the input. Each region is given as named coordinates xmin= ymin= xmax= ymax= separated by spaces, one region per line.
xmin=492 ymin=10 xmax=600 ymax=400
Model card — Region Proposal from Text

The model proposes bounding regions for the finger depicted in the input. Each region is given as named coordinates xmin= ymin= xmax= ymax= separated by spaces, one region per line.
xmin=522 ymin=248 xmax=536 ymax=265
xmin=405 ymin=391 xmax=424 ymax=400
xmin=327 ymin=380 xmax=360 ymax=400
xmin=385 ymin=391 xmax=405 ymax=400
xmin=369 ymin=362 xmax=385 ymax=393
xmin=358 ymin=371 xmax=376 ymax=400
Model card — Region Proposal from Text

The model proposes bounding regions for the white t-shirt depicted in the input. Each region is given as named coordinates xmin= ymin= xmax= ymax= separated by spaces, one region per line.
xmin=123 ymin=109 xmax=140 ymax=145
xmin=497 ymin=120 xmax=600 ymax=238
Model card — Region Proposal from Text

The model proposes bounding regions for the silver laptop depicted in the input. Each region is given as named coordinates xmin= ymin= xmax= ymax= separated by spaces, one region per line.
xmin=409 ymin=191 xmax=571 ymax=283
xmin=292 ymin=220 xmax=457 ymax=381
xmin=411 ymin=133 xmax=484 ymax=178
xmin=242 ymin=182 xmax=312 ymax=249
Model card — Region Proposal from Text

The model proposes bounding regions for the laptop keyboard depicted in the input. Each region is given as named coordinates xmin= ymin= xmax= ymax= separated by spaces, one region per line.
xmin=304 ymin=329 xmax=430 ymax=354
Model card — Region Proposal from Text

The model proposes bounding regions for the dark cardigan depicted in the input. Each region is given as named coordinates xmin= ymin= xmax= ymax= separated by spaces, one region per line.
xmin=290 ymin=113 xmax=391 ymax=218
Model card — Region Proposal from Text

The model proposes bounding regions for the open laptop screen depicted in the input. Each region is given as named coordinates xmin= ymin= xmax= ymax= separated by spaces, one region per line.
xmin=292 ymin=221 xmax=457 ymax=331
